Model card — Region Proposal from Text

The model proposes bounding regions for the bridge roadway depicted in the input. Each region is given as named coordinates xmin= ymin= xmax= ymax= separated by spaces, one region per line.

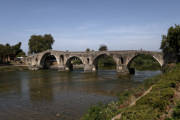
xmin=25 ymin=50 xmax=164 ymax=75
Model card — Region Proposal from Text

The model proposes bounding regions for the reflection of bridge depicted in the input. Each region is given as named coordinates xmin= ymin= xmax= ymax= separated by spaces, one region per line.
xmin=25 ymin=50 xmax=164 ymax=75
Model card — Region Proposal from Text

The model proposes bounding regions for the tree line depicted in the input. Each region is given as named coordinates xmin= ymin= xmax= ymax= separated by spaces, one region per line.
xmin=160 ymin=24 xmax=180 ymax=64
xmin=0 ymin=42 xmax=25 ymax=64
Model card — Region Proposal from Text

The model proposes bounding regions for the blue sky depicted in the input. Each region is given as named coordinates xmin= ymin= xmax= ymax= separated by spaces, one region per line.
xmin=0 ymin=0 xmax=180 ymax=52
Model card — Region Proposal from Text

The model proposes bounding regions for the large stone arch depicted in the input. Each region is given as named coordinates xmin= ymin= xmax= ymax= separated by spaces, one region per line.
xmin=38 ymin=51 xmax=59 ymax=68
xmin=92 ymin=53 xmax=117 ymax=70
xmin=126 ymin=53 xmax=164 ymax=68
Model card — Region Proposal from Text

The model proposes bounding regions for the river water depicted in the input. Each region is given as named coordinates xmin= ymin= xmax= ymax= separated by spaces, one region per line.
xmin=0 ymin=70 xmax=161 ymax=120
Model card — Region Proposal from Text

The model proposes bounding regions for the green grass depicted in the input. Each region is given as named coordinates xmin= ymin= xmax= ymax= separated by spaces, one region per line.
xmin=81 ymin=64 xmax=180 ymax=120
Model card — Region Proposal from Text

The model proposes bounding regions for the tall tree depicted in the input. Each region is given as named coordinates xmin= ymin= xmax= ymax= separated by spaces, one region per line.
xmin=99 ymin=45 xmax=108 ymax=51
xmin=160 ymin=25 xmax=180 ymax=63
xmin=28 ymin=34 xmax=55 ymax=54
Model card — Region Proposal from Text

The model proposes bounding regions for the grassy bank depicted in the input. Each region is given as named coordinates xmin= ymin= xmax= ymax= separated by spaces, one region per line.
xmin=0 ymin=65 xmax=29 ymax=72
xmin=81 ymin=64 xmax=180 ymax=120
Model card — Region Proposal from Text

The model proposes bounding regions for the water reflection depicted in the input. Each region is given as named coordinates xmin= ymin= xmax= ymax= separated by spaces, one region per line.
xmin=0 ymin=70 xmax=161 ymax=120
xmin=29 ymin=71 xmax=54 ymax=102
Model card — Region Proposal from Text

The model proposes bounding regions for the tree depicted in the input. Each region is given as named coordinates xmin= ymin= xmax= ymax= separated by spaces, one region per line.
xmin=160 ymin=25 xmax=180 ymax=63
xmin=0 ymin=42 xmax=25 ymax=64
xmin=86 ymin=48 xmax=90 ymax=52
xmin=28 ymin=34 xmax=55 ymax=54
xmin=99 ymin=45 xmax=108 ymax=51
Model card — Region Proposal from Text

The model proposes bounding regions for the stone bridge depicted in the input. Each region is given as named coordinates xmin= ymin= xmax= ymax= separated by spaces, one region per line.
xmin=25 ymin=50 xmax=164 ymax=75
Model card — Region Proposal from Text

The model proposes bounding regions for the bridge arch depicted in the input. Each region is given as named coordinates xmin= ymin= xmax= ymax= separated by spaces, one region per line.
xmin=126 ymin=53 xmax=163 ymax=73
xmin=39 ymin=52 xmax=59 ymax=69
xmin=65 ymin=56 xmax=84 ymax=71
xmin=92 ymin=53 xmax=117 ymax=70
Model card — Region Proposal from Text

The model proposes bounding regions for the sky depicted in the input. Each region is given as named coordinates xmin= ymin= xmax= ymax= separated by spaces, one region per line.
xmin=0 ymin=0 xmax=180 ymax=52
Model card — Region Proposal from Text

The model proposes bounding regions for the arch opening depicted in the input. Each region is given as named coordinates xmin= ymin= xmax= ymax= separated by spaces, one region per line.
xmin=66 ymin=56 xmax=83 ymax=71
xmin=87 ymin=58 xmax=90 ymax=64
xmin=40 ymin=53 xmax=58 ymax=69
xmin=60 ymin=55 xmax=64 ymax=65
xmin=93 ymin=54 xmax=116 ymax=71
xmin=120 ymin=57 xmax=124 ymax=64
xmin=127 ymin=54 xmax=161 ymax=74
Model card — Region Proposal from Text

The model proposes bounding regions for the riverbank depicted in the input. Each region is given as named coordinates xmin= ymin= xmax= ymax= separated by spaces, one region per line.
xmin=81 ymin=64 xmax=180 ymax=120
xmin=0 ymin=65 xmax=28 ymax=72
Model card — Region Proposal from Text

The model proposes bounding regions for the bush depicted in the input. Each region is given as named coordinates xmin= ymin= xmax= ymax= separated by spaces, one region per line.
xmin=172 ymin=101 xmax=180 ymax=119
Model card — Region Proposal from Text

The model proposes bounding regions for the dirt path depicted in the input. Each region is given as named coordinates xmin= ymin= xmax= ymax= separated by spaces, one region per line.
xmin=112 ymin=86 xmax=153 ymax=120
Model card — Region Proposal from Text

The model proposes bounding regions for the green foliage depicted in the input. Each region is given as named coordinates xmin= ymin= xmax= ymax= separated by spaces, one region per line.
xmin=117 ymin=91 xmax=132 ymax=104
xmin=71 ymin=59 xmax=82 ymax=65
xmin=160 ymin=25 xmax=180 ymax=63
xmin=172 ymin=101 xmax=180 ymax=119
xmin=86 ymin=48 xmax=90 ymax=52
xmin=28 ymin=34 xmax=54 ymax=54
xmin=81 ymin=64 xmax=180 ymax=120
xmin=0 ymin=42 xmax=25 ymax=64
xmin=120 ymin=64 xmax=180 ymax=120
xmin=166 ymin=100 xmax=180 ymax=120
xmin=97 ymin=56 xmax=116 ymax=69
xmin=82 ymin=102 xmax=121 ymax=120
xmin=16 ymin=51 xmax=26 ymax=57
xmin=0 ymin=66 xmax=28 ymax=72
xmin=99 ymin=45 xmax=108 ymax=51
xmin=129 ymin=54 xmax=161 ymax=70
xmin=143 ymin=75 xmax=162 ymax=89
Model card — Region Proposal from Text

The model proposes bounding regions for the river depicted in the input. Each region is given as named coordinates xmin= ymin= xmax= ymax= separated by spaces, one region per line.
xmin=0 ymin=70 xmax=161 ymax=120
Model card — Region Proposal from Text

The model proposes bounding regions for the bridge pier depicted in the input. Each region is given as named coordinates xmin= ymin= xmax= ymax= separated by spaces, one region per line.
xmin=57 ymin=65 xmax=66 ymax=71
xmin=116 ymin=64 xmax=130 ymax=75
xmin=84 ymin=64 xmax=96 ymax=72
xmin=28 ymin=65 xmax=40 ymax=71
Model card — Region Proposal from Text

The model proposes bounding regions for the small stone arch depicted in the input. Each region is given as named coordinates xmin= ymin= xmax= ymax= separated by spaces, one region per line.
xmin=87 ymin=58 xmax=90 ymax=64
xmin=65 ymin=56 xmax=84 ymax=71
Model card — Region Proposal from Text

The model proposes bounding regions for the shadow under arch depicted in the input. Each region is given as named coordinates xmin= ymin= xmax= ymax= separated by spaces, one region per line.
xmin=93 ymin=53 xmax=116 ymax=70
xmin=60 ymin=55 xmax=64 ymax=65
xmin=65 ymin=56 xmax=84 ymax=71
xmin=127 ymin=54 xmax=161 ymax=74
xmin=40 ymin=52 xmax=58 ymax=69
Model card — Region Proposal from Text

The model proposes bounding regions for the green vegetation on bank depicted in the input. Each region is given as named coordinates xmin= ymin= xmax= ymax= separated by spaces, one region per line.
xmin=160 ymin=24 xmax=180 ymax=63
xmin=166 ymin=100 xmax=180 ymax=120
xmin=81 ymin=64 xmax=180 ymax=120
xmin=0 ymin=66 xmax=28 ymax=72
